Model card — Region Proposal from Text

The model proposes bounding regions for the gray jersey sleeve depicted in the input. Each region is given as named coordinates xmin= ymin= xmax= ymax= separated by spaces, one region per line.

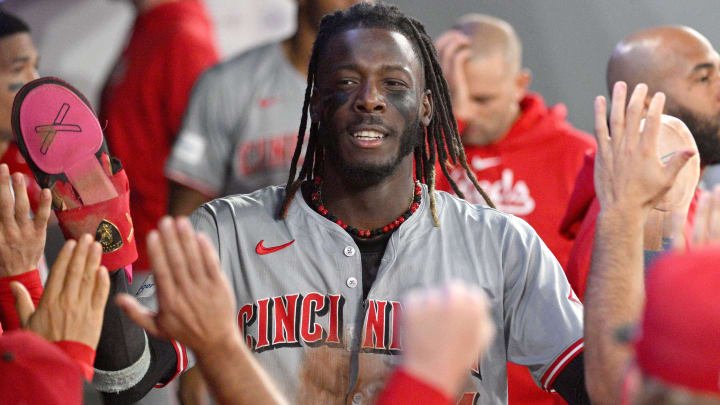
xmin=502 ymin=215 xmax=584 ymax=391
xmin=166 ymin=67 xmax=239 ymax=197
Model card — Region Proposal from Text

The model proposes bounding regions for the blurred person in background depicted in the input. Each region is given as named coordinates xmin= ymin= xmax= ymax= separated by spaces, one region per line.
xmin=560 ymin=25 xmax=720 ymax=300
xmin=100 ymin=0 xmax=219 ymax=280
xmin=164 ymin=0 xmax=367 ymax=216
xmin=434 ymin=14 xmax=595 ymax=405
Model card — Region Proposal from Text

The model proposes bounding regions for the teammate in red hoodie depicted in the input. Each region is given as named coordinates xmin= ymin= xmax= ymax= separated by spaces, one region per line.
xmin=435 ymin=15 xmax=595 ymax=405
xmin=560 ymin=25 xmax=720 ymax=301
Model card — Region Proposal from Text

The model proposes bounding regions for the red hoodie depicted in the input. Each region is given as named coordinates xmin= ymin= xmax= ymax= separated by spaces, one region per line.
xmin=437 ymin=93 xmax=595 ymax=405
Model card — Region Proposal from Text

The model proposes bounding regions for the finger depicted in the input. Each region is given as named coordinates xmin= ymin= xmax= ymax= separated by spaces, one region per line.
xmin=115 ymin=294 xmax=166 ymax=339
xmin=175 ymin=217 xmax=204 ymax=284
xmin=669 ymin=212 xmax=687 ymax=251
xmin=0 ymin=164 xmax=16 ymax=226
xmin=147 ymin=229 xmax=178 ymax=306
xmin=643 ymin=92 xmax=666 ymax=156
xmin=439 ymin=32 xmax=470 ymax=73
xmin=624 ymin=83 xmax=648 ymax=149
xmin=63 ymin=234 xmax=93 ymax=299
xmin=10 ymin=281 xmax=35 ymax=327
xmin=609 ymin=81 xmax=627 ymax=148
xmin=158 ymin=217 xmax=192 ymax=289
xmin=11 ymin=173 xmax=31 ymax=226
xmin=197 ymin=233 xmax=223 ymax=282
xmin=452 ymin=48 xmax=472 ymax=84
xmin=708 ymin=186 xmax=720 ymax=242
xmin=693 ymin=189 xmax=711 ymax=247
xmin=78 ymin=241 xmax=103 ymax=304
xmin=33 ymin=189 xmax=52 ymax=231
xmin=594 ymin=96 xmax=610 ymax=156
xmin=43 ymin=239 xmax=76 ymax=302
xmin=663 ymin=149 xmax=695 ymax=193
xmin=91 ymin=266 xmax=111 ymax=311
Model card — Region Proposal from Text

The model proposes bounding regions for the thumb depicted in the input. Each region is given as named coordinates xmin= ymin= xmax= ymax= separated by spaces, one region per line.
xmin=10 ymin=281 xmax=35 ymax=327
xmin=664 ymin=149 xmax=695 ymax=182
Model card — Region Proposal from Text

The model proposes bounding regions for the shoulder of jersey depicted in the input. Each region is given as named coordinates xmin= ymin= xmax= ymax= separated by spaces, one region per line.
xmin=200 ymin=42 xmax=280 ymax=82
xmin=433 ymin=188 xmax=512 ymax=223
xmin=204 ymin=185 xmax=285 ymax=221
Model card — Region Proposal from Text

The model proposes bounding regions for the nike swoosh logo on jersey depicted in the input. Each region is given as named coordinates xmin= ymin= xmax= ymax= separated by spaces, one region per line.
xmin=568 ymin=290 xmax=582 ymax=305
xmin=256 ymin=239 xmax=295 ymax=255
xmin=471 ymin=156 xmax=501 ymax=171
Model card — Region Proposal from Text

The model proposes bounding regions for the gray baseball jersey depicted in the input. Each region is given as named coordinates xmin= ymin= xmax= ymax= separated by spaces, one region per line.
xmin=149 ymin=184 xmax=583 ymax=404
xmin=165 ymin=43 xmax=306 ymax=197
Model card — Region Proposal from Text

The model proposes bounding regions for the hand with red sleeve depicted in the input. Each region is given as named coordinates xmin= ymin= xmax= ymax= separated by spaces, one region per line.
xmin=0 ymin=163 xmax=52 ymax=329
xmin=10 ymin=235 xmax=110 ymax=379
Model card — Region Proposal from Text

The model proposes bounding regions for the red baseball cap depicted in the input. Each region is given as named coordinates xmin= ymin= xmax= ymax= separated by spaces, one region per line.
xmin=0 ymin=330 xmax=83 ymax=405
xmin=634 ymin=246 xmax=720 ymax=396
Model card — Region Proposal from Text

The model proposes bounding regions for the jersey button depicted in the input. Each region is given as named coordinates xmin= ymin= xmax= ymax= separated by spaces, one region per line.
xmin=346 ymin=277 xmax=358 ymax=288
xmin=351 ymin=392 xmax=363 ymax=404
xmin=344 ymin=246 xmax=356 ymax=257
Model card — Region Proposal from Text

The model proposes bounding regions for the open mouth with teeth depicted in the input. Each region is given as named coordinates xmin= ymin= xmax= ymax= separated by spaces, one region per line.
xmin=351 ymin=130 xmax=387 ymax=148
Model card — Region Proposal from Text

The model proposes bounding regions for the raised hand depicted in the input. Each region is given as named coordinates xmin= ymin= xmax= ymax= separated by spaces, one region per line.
xmin=0 ymin=163 xmax=52 ymax=276
xmin=116 ymin=217 xmax=239 ymax=355
xmin=11 ymin=234 xmax=110 ymax=349
xmin=593 ymin=82 xmax=695 ymax=215
xmin=435 ymin=30 xmax=474 ymax=122
xmin=400 ymin=282 xmax=494 ymax=398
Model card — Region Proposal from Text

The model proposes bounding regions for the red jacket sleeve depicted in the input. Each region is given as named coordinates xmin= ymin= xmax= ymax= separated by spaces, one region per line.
xmin=376 ymin=368 xmax=453 ymax=405
xmin=0 ymin=270 xmax=43 ymax=330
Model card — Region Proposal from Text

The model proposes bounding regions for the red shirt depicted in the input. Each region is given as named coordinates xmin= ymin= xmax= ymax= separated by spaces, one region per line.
xmin=100 ymin=0 xmax=219 ymax=270
xmin=436 ymin=93 xmax=596 ymax=270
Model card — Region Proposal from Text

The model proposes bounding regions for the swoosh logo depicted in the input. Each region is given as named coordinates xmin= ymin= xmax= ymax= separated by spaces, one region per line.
xmin=256 ymin=239 xmax=295 ymax=255
xmin=472 ymin=156 xmax=501 ymax=172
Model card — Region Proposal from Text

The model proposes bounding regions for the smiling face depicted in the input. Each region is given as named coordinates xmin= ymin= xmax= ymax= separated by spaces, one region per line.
xmin=311 ymin=27 xmax=432 ymax=187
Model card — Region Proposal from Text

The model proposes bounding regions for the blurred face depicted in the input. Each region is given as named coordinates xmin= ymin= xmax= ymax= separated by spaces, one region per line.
xmin=311 ymin=28 xmax=432 ymax=187
xmin=659 ymin=38 xmax=720 ymax=165
xmin=300 ymin=0 xmax=369 ymax=28
xmin=0 ymin=32 xmax=38 ymax=141
xmin=462 ymin=52 xmax=526 ymax=145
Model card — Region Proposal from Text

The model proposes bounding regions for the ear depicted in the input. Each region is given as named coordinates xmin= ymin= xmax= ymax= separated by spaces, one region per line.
xmin=310 ymin=88 xmax=322 ymax=122
xmin=514 ymin=68 xmax=532 ymax=102
xmin=420 ymin=89 xmax=433 ymax=127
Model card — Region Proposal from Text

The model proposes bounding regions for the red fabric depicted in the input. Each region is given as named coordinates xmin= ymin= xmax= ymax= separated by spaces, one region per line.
xmin=0 ymin=330 xmax=84 ymax=405
xmin=100 ymin=0 xmax=219 ymax=271
xmin=54 ymin=340 xmax=96 ymax=381
xmin=437 ymin=93 xmax=596 ymax=270
xmin=635 ymin=246 xmax=720 ymax=395
xmin=558 ymin=152 xmax=702 ymax=300
xmin=0 ymin=269 xmax=43 ymax=330
xmin=55 ymin=168 xmax=138 ymax=278
xmin=376 ymin=368 xmax=453 ymax=405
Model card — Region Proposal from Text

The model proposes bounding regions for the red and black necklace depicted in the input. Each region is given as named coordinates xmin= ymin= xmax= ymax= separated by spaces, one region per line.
xmin=309 ymin=177 xmax=422 ymax=238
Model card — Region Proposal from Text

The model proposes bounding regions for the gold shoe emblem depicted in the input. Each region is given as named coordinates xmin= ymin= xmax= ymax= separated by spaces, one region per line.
xmin=95 ymin=219 xmax=123 ymax=253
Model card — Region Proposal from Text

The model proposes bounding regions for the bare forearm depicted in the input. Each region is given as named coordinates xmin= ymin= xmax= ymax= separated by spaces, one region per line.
xmin=584 ymin=207 xmax=645 ymax=404
xmin=168 ymin=182 xmax=211 ymax=217
xmin=195 ymin=335 xmax=289 ymax=405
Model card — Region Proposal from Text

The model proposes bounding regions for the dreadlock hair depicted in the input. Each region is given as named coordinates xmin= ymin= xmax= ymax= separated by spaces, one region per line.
xmin=280 ymin=2 xmax=494 ymax=226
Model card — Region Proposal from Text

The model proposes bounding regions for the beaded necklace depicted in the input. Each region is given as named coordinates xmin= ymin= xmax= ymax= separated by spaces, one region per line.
xmin=309 ymin=177 xmax=421 ymax=238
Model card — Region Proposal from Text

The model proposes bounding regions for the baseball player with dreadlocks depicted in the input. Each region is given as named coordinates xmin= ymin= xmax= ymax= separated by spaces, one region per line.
xmin=98 ymin=3 xmax=590 ymax=404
